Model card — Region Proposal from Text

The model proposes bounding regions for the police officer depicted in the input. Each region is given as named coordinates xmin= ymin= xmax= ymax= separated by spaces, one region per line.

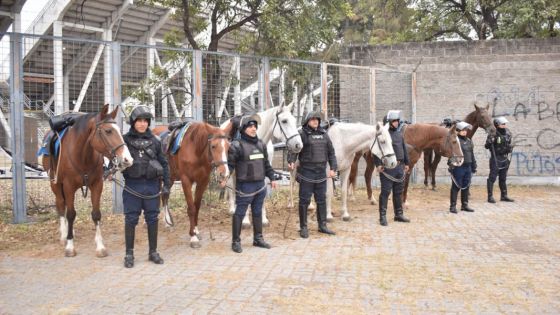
xmin=287 ymin=111 xmax=337 ymax=238
xmin=485 ymin=116 xmax=514 ymax=203
xmin=227 ymin=114 xmax=277 ymax=253
xmin=375 ymin=110 xmax=410 ymax=226
xmin=448 ymin=122 xmax=477 ymax=213
xmin=122 ymin=105 xmax=170 ymax=268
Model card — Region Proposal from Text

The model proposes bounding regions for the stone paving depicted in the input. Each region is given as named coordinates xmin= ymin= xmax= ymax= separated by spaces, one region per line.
xmin=1 ymin=186 xmax=559 ymax=314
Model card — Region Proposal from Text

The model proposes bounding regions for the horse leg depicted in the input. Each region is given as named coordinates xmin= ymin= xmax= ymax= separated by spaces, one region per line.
xmin=340 ymin=169 xmax=351 ymax=221
xmin=193 ymin=179 xmax=209 ymax=244
xmin=262 ymin=181 xmax=270 ymax=226
xmin=431 ymin=154 xmax=442 ymax=190
xmin=90 ymin=181 xmax=107 ymax=258
xmin=326 ymin=171 xmax=334 ymax=222
xmin=227 ymin=175 xmax=236 ymax=215
xmin=51 ymin=183 xmax=67 ymax=245
xmin=365 ymin=155 xmax=376 ymax=205
xmin=288 ymin=168 xmax=296 ymax=208
xmin=180 ymin=177 xmax=200 ymax=248
xmin=423 ymin=149 xmax=432 ymax=188
xmin=63 ymin=185 xmax=77 ymax=257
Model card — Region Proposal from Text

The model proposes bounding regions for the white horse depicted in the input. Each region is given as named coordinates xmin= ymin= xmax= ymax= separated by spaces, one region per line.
xmin=221 ymin=103 xmax=303 ymax=227
xmin=289 ymin=122 xmax=397 ymax=221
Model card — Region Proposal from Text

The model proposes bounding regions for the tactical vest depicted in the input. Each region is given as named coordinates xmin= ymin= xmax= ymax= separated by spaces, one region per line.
xmin=123 ymin=136 xmax=163 ymax=180
xmin=299 ymin=130 xmax=328 ymax=164
xmin=390 ymin=129 xmax=406 ymax=161
xmin=235 ymin=139 xmax=266 ymax=182
xmin=493 ymin=129 xmax=513 ymax=156
xmin=459 ymin=136 xmax=474 ymax=164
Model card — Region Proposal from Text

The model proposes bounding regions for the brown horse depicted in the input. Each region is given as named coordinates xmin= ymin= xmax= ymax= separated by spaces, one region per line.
xmin=422 ymin=102 xmax=495 ymax=190
xmin=153 ymin=121 xmax=233 ymax=248
xmin=42 ymin=105 xmax=133 ymax=257
xmin=349 ymin=123 xmax=464 ymax=205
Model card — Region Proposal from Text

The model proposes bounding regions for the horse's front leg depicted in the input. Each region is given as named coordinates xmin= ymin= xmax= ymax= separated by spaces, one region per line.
xmin=227 ymin=175 xmax=236 ymax=215
xmin=365 ymin=158 xmax=377 ymax=205
xmin=180 ymin=177 xmax=200 ymax=248
xmin=63 ymin=185 xmax=78 ymax=257
xmin=431 ymin=154 xmax=442 ymax=191
xmin=261 ymin=179 xmax=270 ymax=226
xmin=90 ymin=180 xmax=107 ymax=258
xmin=193 ymin=178 xmax=210 ymax=244
xmin=288 ymin=168 xmax=296 ymax=208
xmin=326 ymin=171 xmax=334 ymax=222
xmin=51 ymin=183 xmax=68 ymax=245
xmin=340 ymin=169 xmax=351 ymax=221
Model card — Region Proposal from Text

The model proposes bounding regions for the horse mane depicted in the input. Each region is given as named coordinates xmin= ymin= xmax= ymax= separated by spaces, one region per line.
xmin=405 ymin=123 xmax=447 ymax=144
xmin=464 ymin=110 xmax=478 ymax=125
xmin=70 ymin=112 xmax=96 ymax=135
xmin=187 ymin=123 xmax=210 ymax=154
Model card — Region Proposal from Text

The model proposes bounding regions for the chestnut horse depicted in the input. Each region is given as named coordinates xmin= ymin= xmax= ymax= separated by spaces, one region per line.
xmin=41 ymin=105 xmax=133 ymax=257
xmin=349 ymin=123 xmax=464 ymax=205
xmin=153 ymin=121 xmax=233 ymax=248
xmin=422 ymin=102 xmax=495 ymax=190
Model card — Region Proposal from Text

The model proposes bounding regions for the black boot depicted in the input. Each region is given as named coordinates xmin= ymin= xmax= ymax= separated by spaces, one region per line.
xmin=317 ymin=202 xmax=335 ymax=235
xmin=124 ymin=224 xmax=135 ymax=268
xmin=298 ymin=204 xmax=309 ymax=239
xmin=379 ymin=194 xmax=388 ymax=226
xmin=253 ymin=216 xmax=271 ymax=248
xmin=460 ymin=188 xmax=475 ymax=212
xmin=499 ymin=181 xmax=514 ymax=202
xmin=232 ymin=215 xmax=243 ymax=253
xmin=147 ymin=224 xmax=164 ymax=264
xmin=393 ymin=193 xmax=410 ymax=223
xmin=487 ymin=179 xmax=496 ymax=203
xmin=449 ymin=186 xmax=458 ymax=214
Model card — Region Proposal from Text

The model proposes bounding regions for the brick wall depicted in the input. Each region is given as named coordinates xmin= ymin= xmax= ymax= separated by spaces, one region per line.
xmin=343 ymin=38 xmax=560 ymax=183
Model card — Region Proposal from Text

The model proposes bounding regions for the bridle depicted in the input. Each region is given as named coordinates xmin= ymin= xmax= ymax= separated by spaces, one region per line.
xmin=439 ymin=131 xmax=463 ymax=164
xmin=95 ymin=119 xmax=127 ymax=165
xmin=370 ymin=128 xmax=396 ymax=168
xmin=272 ymin=110 xmax=299 ymax=151
xmin=207 ymin=133 xmax=230 ymax=169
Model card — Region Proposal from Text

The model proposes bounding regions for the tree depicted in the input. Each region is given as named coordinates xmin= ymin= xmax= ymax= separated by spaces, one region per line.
xmin=410 ymin=0 xmax=560 ymax=41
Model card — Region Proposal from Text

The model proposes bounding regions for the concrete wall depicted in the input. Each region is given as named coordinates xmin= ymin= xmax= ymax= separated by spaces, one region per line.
xmin=344 ymin=38 xmax=560 ymax=184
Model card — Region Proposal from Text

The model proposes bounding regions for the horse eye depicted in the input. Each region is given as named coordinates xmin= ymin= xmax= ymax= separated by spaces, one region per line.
xmin=104 ymin=129 xmax=112 ymax=134
xmin=211 ymin=144 xmax=216 ymax=149
xmin=281 ymin=119 xmax=288 ymax=124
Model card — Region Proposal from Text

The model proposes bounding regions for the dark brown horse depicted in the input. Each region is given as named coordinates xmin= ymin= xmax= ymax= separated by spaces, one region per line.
xmin=153 ymin=121 xmax=233 ymax=248
xmin=349 ymin=123 xmax=464 ymax=205
xmin=42 ymin=105 xmax=133 ymax=257
xmin=422 ymin=102 xmax=495 ymax=190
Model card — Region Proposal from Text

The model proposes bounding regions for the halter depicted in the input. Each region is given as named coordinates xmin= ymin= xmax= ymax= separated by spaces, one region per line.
xmin=272 ymin=110 xmax=299 ymax=151
xmin=207 ymin=134 xmax=229 ymax=169
xmin=370 ymin=129 xmax=396 ymax=168
xmin=95 ymin=119 xmax=127 ymax=164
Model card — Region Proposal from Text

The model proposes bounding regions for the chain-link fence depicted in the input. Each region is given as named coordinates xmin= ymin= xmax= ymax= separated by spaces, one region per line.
xmin=1 ymin=32 xmax=412 ymax=223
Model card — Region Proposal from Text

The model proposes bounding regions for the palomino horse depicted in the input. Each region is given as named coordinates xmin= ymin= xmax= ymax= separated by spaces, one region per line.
xmin=423 ymin=102 xmax=495 ymax=190
xmin=42 ymin=105 xmax=133 ymax=257
xmin=349 ymin=123 xmax=464 ymax=205
xmin=153 ymin=121 xmax=233 ymax=248
xmin=221 ymin=104 xmax=303 ymax=227
xmin=288 ymin=122 xmax=397 ymax=221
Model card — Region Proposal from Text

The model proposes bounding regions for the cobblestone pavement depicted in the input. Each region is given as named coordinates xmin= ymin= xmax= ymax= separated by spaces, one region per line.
xmin=1 ymin=186 xmax=559 ymax=314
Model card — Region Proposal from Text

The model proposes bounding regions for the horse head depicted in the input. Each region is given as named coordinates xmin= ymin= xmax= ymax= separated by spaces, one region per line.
xmin=443 ymin=123 xmax=464 ymax=167
xmin=473 ymin=101 xmax=496 ymax=136
xmin=371 ymin=122 xmax=397 ymax=169
xmin=207 ymin=125 xmax=231 ymax=182
xmin=273 ymin=103 xmax=303 ymax=153
xmin=90 ymin=104 xmax=133 ymax=171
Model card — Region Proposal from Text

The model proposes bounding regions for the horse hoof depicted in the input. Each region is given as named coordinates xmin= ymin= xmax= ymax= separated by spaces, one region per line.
xmin=96 ymin=249 xmax=108 ymax=258
xmin=196 ymin=234 xmax=202 ymax=241
xmin=326 ymin=217 xmax=334 ymax=223
xmin=59 ymin=239 xmax=66 ymax=246
xmin=342 ymin=216 xmax=352 ymax=222
xmin=190 ymin=242 xmax=201 ymax=249
xmin=242 ymin=222 xmax=252 ymax=229
xmin=431 ymin=187 xmax=437 ymax=191
xmin=65 ymin=249 xmax=76 ymax=257
xmin=370 ymin=200 xmax=377 ymax=205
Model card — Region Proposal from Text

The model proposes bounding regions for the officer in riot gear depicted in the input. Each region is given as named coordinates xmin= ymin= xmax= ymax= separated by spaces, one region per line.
xmin=375 ymin=110 xmax=410 ymax=226
xmin=485 ymin=116 xmax=514 ymax=203
xmin=287 ymin=111 xmax=337 ymax=238
xmin=227 ymin=114 xmax=277 ymax=253
xmin=122 ymin=105 xmax=170 ymax=268
xmin=448 ymin=121 xmax=477 ymax=213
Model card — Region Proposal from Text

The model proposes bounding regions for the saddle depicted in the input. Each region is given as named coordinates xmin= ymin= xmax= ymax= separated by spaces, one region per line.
xmin=321 ymin=118 xmax=339 ymax=130
xmin=162 ymin=119 xmax=193 ymax=154
xmin=49 ymin=112 xmax=83 ymax=132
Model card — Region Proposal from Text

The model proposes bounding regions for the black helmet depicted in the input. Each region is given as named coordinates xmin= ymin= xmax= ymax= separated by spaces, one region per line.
xmin=239 ymin=114 xmax=260 ymax=131
xmin=129 ymin=105 xmax=153 ymax=126
xmin=303 ymin=111 xmax=322 ymax=126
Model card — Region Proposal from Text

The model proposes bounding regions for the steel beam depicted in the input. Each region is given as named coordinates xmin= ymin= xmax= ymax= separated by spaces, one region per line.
xmin=111 ymin=42 xmax=124 ymax=214
xmin=192 ymin=50 xmax=203 ymax=120
xmin=53 ymin=21 xmax=64 ymax=115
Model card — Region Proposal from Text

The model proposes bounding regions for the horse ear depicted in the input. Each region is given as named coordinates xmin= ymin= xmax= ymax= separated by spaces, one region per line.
xmin=286 ymin=101 xmax=294 ymax=113
xmin=474 ymin=102 xmax=480 ymax=110
xmin=100 ymin=104 xmax=110 ymax=118
xmin=109 ymin=105 xmax=119 ymax=119
xmin=376 ymin=122 xmax=381 ymax=131
xmin=485 ymin=102 xmax=490 ymax=110
xmin=450 ymin=123 xmax=457 ymax=133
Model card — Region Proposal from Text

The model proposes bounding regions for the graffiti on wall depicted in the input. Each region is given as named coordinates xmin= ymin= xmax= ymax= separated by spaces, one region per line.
xmin=477 ymin=86 xmax=560 ymax=176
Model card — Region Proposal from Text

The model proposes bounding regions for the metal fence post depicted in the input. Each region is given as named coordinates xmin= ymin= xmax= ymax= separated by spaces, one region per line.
xmin=10 ymin=32 xmax=26 ymax=224
xmin=111 ymin=41 xmax=124 ymax=213
xmin=320 ymin=62 xmax=328 ymax=118
xmin=262 ymin=57 xmax=270 ymax=109
xmin=369 ymin=68 xmax=376 ymax=124
xmin=411 ymin=71 xmax=418 ymax=184
xmin=192 ymin=50 xmax=203 ymax=121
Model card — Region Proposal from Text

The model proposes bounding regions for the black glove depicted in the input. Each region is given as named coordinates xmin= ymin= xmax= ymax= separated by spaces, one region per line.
xmin=161 ymin=185 xmax=170 ymax=197
xmin=471 ymin=167 xmax=477 ymax=174
xmin=273 ymin=173 xmax=283 ymax=181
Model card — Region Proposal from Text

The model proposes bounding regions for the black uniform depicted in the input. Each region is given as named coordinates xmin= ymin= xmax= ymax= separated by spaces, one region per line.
xmin=485 ymin=127 xmax=514 ymax=202
xmin=287 ymin=122 xmax=337 ymax=237
xmin=228 ymin=125 xmax=276 ymax=253
xmin=373 ymin=124 xmax=410 ymax=225
xmin=449 ymin=135 xmax=477 ymax=213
